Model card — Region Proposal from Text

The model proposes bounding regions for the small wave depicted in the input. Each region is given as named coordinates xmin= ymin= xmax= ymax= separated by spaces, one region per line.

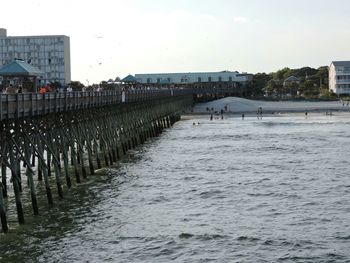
xmin=179 ymin=233 xmax=194 ymax=239
xmin=196 ymin=234 xmax=228 ymax=241
xmin=178 ymin=232 xmax=229 ymax=240
xmin=277 ymin=255 xmax=321 ymax=262
xmin=236 ymin=236 xmax=260 ymax=242
xmin=247 ymin=192 xmax=274 ymax=197
xmin=263 ymin=239 xmax=274 ymax=245
xmin=199 ymin=189 xmax=224 ymax=199
xmin=302 ymin=201 xmax=319 ymax=206
xmin=335 ymin=235 xmax=350 ymax=240
xmin=254 ymin=121 xmax=301 ymax=127
xmin=279 ymin=251 xmax=348 ymax=262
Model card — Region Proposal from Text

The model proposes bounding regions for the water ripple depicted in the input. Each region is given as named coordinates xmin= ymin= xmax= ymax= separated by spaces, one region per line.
xmin=1 ymin=115 xmax=350 ymax=262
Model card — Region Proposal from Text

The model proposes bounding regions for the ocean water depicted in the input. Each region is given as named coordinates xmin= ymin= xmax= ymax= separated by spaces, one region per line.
xmin=1 ymin=113 xmax=350 ymax=262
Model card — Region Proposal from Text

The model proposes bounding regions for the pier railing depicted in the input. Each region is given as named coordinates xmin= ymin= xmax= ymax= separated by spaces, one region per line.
xmin=0 ymin=87 xmax=235 ymax=120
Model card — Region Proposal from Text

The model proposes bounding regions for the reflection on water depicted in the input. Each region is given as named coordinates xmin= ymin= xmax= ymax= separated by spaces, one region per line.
xmin=1 ymin=114 xmax=350 ymax=262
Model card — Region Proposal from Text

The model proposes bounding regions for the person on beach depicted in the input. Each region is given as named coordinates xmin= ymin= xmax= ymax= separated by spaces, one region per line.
xmin=257 ymin=107 xmax=262 ymax=120
xmin=242 ymin=113 xmax=245 ymax=120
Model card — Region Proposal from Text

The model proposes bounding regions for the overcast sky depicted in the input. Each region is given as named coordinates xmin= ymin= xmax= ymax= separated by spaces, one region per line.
xmin=1 ymin=0 xmax=350 ymax=84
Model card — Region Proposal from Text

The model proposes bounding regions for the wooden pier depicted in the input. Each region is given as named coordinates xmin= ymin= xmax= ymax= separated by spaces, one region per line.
xmin=0 ymin=88 xmax=235 ymax=232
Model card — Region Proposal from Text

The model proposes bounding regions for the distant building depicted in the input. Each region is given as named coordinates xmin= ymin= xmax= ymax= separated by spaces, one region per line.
xmin=283 ymin=75 xmax=301 ymax=96
xmin=283 ymin=75 xmax=300 ymax=86
xmin=0 ymin=28 xmax=71 ymax=86
xmin=329 ymin=61 xmax=350 ymax=95
xmin=134 ymin=71 xmax=252 ymax=88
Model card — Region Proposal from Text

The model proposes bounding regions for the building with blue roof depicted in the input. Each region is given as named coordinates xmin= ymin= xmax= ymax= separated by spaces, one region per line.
xmin=0 ymin=59 xmax=44 ymax=92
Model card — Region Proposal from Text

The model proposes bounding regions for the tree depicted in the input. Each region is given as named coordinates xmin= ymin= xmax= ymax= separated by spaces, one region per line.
xmin=284 ymin=81 xmax=299 ymax=96
xmin=293 ymin=67 xmax=318 ymax=79
xmin=250 ymin=73 xmax=271 ymax=96
xmin=272 ymin=67 xmax=292 ymax=80
xmin=50 ymin=81 xmax=62 ymax=91
xmin=300 ymin=80 xmax=318 ymax=96
xmin=261 ymin=65 xmax=329 ymax=98
xmin=69 ymin=81 xmax=84 ymax=91
xmin=99 ymin=80 xmax=116 ymax=90
xmin=266 ymin=79 xmax=283 ymax=97
xmin=316 ymin=66 xmax=328 ymax=87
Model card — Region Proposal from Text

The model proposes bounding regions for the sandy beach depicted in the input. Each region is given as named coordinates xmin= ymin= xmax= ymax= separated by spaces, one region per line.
xmin=192 ymin=97 xmax=349 ymax=115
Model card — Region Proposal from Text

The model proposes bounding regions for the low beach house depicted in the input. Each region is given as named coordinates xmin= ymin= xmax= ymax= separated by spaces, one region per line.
xmin=134 ymin=71 xmax=252 ymax=89
xmin=329 ymin=61 xmax=350 ymax=95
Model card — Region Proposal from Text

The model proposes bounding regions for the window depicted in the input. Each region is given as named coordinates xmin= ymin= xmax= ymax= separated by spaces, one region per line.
xmin=181 ymin=76 xmax=188 ymax=83
xmin=147 ymin=78 xmax=151 ymax=84
xmin=198 ymin=77 xmax=201 ymax=83
xmin=229 ymin=76 xmax=232 ymax=82
xmin=218 ymin=76 xmax=222 ymax=82
xmin=157 ymin=78 xmax=161 ymax=83
xmin=208 ymin=77 xmax=212 ymax=82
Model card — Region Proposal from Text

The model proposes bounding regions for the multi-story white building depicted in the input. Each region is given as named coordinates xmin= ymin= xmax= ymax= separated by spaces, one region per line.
xmin=0 ymin=28 xmax=71 ymax=86
xmin=135 ymin=71 xmax=252 ymax=86
xmin=329 ymin=61 xmax=350 ymax=95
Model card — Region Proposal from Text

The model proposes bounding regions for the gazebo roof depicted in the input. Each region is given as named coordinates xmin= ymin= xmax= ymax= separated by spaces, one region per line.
xmin=121 ymin=74 xmax=138 ymax=83
xmin=0 ymin=60 xmax=44 ymax=77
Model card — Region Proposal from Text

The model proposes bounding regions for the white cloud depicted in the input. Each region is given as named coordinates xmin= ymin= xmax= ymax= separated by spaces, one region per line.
xmin=234 ymin=16 xmax=249 ymax=24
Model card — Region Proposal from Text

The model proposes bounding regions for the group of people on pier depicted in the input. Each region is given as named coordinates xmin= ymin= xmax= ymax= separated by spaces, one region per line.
xmin=1 ymin=83 xmax=57 ymax=94
xmin=0 ymin=83 xmax=186 ymax=95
